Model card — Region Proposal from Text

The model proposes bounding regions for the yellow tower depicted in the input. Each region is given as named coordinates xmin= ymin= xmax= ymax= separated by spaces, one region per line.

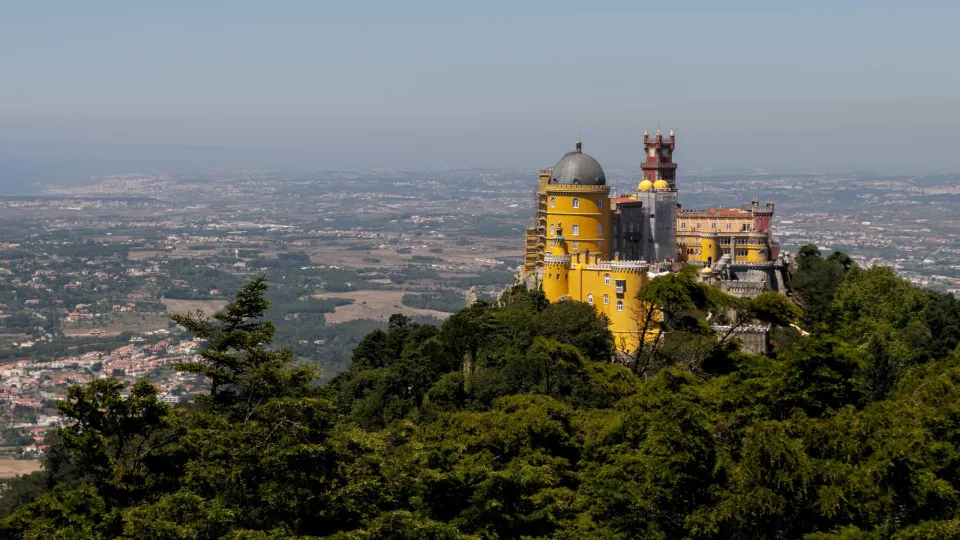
xmin=542 ymin=231 xmax=570 ymax=300
xmin=543 ymin=140 xmax=611 ymax=260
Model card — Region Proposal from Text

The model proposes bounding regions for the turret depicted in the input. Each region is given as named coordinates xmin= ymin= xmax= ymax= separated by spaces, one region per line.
xmin=542 ymin=224 xmax=571 ymax=301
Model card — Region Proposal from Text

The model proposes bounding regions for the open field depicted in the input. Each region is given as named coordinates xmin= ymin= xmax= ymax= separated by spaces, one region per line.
xmin=62 ymin=313 xmax=171 ymax=337
xmin=127 ymin=250 xmax=161 ymax=260
xmin=313 ymin=290 xmax=453 ymax=323
xmin=0 ymin=459 xmax=42 ymax=478
xmin=161 ymin=298 xmax=229 ymax=315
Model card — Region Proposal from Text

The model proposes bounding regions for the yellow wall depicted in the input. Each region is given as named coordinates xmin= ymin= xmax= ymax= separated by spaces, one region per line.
xmin=545 ymin=185 xmax=611 ymax=260
xmin=699 ymin=236 xmax=720 ymax=265
xmin=542 ymin=251 xmax=653 ymax=355
xmin=741 ymin=243 xmax=769 ymax=263
xmin=542 ymin=262 xmax=569 ymax=299
xmin=677 ymin=233 xmax=772 ymax=264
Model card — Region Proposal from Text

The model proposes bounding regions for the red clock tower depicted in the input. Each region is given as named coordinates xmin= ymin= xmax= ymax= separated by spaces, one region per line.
xmin=640 ymin=128 xmax=677 ymax=187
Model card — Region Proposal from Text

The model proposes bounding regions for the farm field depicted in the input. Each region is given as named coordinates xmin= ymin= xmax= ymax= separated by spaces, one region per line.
xmin=61 ymin=312 xmax=171 ymax=338
xmin=161 ymin=298 xmax=229 ymax=316
xmin=313 ymin=290 xmax=454 ymax=323
xmin=0 ymin=459 xmax=41 ymax=478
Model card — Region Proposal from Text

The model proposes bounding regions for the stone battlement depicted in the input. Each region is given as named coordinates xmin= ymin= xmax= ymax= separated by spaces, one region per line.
xmin=586 ymin=259 xmax=650 ymax=272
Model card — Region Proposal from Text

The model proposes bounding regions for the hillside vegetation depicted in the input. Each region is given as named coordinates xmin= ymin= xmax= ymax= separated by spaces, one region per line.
xmin=3 ymin=246 xmax=960 ymax=539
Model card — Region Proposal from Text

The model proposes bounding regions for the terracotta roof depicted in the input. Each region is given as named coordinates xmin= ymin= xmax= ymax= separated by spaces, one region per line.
xmin=680 ymin=208 xmax=750 ymax=217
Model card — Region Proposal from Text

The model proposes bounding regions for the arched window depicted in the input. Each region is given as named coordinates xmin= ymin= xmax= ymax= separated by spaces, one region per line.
xmin=603 ymin=294 xmax=609 ymax=305
xmin=571 ymin=224 xmax=579 ymax=236
xmin=550 ymin=196 xmax=556 ymax=208
xmin=597 ymin=224 xmax=603 ymax=236
xmin=587 ymin=294 xmax=594 ymax=304
xmin=604 ymin=273 xmax=611 ymax=285
xmin=572 ymin=197 xmax=580 ymax=209
xmin=550 ymin=223 xmax=555 ymax=235
xmin=616 ymin=300 xmax=624 ymax=312
xmin=598 ymin=199 xmax=602 ymax=209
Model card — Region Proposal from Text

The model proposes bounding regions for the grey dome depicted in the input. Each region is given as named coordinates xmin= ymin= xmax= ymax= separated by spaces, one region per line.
xmin=549 ymin=142 xmax=606 ymax=185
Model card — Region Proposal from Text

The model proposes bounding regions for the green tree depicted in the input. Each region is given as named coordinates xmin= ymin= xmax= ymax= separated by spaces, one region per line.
xmin=790 ymin=245 xmax=851 ymax=327
xmin=632 ymin=266 xmax=737 ymax=373
xmin=171 ymin=275 xmax=316 ymax=421
xmin=536 ymin=301 xmax=615 ymax=361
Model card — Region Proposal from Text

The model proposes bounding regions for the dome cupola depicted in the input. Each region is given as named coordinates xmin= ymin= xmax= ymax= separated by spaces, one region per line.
xmin=549 ymin=139 xmax=606 ymax=186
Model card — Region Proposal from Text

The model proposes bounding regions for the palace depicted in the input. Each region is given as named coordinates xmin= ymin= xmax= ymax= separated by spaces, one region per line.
xmin=522 ymin=129 xmax=785 ymax=354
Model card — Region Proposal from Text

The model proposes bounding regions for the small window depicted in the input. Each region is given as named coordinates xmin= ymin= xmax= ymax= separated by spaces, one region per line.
xmin=711 ymin=223 xmax=717 ymax=230
xmin=587 ymin=294 xmax=594 ymax=304
xmin=572 ymin=197 xmax=580 ymax=209
xmin=598 ymin=199 xmax=602 ymax=209
xmin=604 ymin=273 xmax=611 ymax=285
xmin=571 ymin=224 xmax=579 ymax=236
xmin=597 ymin=224 xmax=603 ymax=236
xmin=696 ymin=222 xmax=702 ymax=231
xmin=550 ymin=223 xmax=555 ymax=235
xmin=571 ymin=241 xmax=579 ymax=249
xmin=726 ymin=222 xmax=731 ymax=230
xmin=603 ymin=294 xmax=609 ymax=305
xmin=681 ymin=222 xmax=686 ymax=229
xmin=550 ymin=240 xmax=556 ymax=248
xmin=550 ymin=196 xmax=556 ymax=208
xmin=616 ymin=300 xmax=624 ymax=312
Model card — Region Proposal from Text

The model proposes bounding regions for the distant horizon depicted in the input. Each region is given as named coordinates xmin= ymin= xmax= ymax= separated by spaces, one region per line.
xmin=3 ymin=131 xmax=958 ymax=195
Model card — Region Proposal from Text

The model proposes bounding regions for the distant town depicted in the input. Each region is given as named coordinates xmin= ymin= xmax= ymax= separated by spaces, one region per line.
xmin=0 ymin=166 xmax=958 ymax=457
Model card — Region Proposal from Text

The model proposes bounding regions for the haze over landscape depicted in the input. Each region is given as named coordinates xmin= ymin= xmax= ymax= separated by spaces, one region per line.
xmin=3 ymin=1 xmax=960 ymax=188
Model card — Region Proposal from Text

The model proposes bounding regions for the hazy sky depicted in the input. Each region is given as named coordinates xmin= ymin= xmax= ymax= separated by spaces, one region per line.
xmin=2 ymin=1 xmax=959 ymax=175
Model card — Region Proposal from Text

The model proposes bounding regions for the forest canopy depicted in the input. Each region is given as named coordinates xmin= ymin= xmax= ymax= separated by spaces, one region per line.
xmin=4 ymin=247 xmax=960 ymax=539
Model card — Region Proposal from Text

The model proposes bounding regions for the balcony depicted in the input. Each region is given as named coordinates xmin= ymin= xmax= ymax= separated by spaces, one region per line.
xmin=641 ymin=162 xmax=677 ymax=169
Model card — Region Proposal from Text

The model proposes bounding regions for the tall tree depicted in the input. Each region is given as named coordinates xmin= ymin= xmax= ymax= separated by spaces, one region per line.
xmin=171 ymin=275 xmax=316 ymax=421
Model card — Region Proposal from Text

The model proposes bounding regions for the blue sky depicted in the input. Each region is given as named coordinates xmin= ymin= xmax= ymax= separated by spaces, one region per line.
xmin=2 ymin=1 xmax=959 ymax=174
